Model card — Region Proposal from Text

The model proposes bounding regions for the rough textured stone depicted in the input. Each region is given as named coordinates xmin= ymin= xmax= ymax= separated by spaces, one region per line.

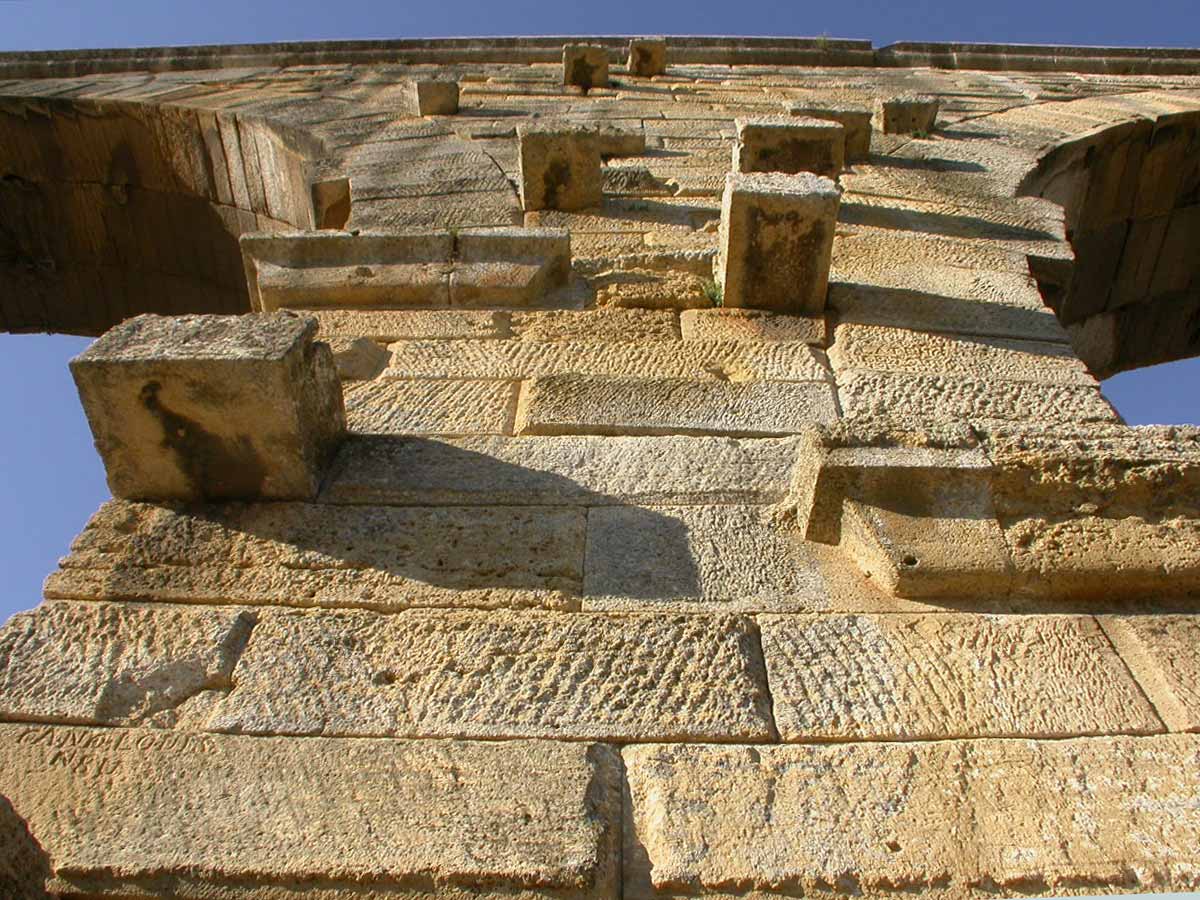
xmin=0 ymin=725 xmax=621 ymax=900
xmin=0 ymin=794 xmax=50 ymax=900
xmin=326 ymin=335 xmax=390 ymax=380
xmin=344 ymin=378 xmax=518 ymax=435
xmin=71 ymin=313 xmax=345 ymax=501
xmin=510 ymin=309 xmax=680 ymax=342
xmin=627 ymin=38 xmax=667 ymax=77
xmin=680 ymin=308 xmax=825 ymax=343
xmin=516 ymin=375 xmax=839 ymax=437
xmin=1102 ymin=615 xmax=1200 ymax=732
xmin=733 ymin=117 xmax=844 ymax=177
xmin=875 ymin=95 xmax=940 ymax=134
xmin=584 ymin=504 xmax=830 ymax=611
xmin=716 ymin=172 xmax=841 ymax=314
xmin=45 ymin=500 xmax=583 ymax=612
xmin=314 ymin=308 xmax=509 ymax=341
xmin=563 ymin=44 xmax=609 ymax=90
xmin=787 ymin=101 xmax=872 ymax=161
xmin=624 ymin=735 xmax=1200 ymax=899
xmin=407 ymin=79 xmax=460 ymax=116
xmin=762 ymin=613 xmax=1162 ymax=741
xmin=207 ymin=609 xmax=774 ymax=741
xmin=519 ymin=126 xmax=603 ymax=211
xmin=321 ymin=434 xmax=798 ymax=506
xmin=0 ymin=601 xmax=254 ymax=728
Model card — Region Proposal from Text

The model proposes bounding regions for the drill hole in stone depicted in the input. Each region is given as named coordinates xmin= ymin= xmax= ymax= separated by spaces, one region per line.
xmin=901 ymin=554 xmax=919 ymax=568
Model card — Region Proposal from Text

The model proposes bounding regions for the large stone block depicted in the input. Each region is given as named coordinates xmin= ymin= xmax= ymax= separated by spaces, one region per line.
xmin=715 ymin=172 xmax=841 ymax=314
xmin=343 ymin=378 xmax=518 ymax=436
xmin=761 ymin=614 xmax=1161 ymax=741
xmin=1102 ymin=615 xmax=1200 ymax=732
xmin=206 ymin=609 xmax=775 ymax=741
xmin=0 ymin=725 xmax=621 ymax=900
xmin=624 ymin=736 xmax=1200 ymax=899
xmin=787 ymin=101 xmax=873 ymax=161
xmin=71 ymin=313 xmax=345 ymax=501
xmin=518 ymin=126 xmax=603 ymax=211
xmin=875 ymin=94 xmax=940 ymax=134
xmin=627 ymin=38 xmax=667 ymax=77
xmin=406 ymin=79 xmax=459 ymax=116
xmin=562 ymin=44 xmax=609 ymax=90
xmin=733 ymin=117 xmax=844 ymax=177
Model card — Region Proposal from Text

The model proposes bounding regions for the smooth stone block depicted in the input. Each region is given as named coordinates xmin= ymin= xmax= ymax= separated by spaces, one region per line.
xmin=0 ymin=725 xmax=621 ymax=900
xmin=562 ymin=43 xmax=609 ymax=90
xmin=787 ymin=101 xmax=873 ymax=161
xmin=627 ymin=38 xmax=667 ymax=77
xmin=518 ymin=126 xmax=603 ymax=211
xmin=876 ymin=94 xmax=940 ymax=134
xmin=716 ymin=171 xmax=841 ymax=314
xmin=71 ymin=313 xmax=345 ymax=502
xmin=733 ymin=116 xmax=844 ymax=177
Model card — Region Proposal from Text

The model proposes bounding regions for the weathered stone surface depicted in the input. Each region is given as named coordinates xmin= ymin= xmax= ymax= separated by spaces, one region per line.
xmin=516 ymin=375 xmax=838 ymax=437
xmin=624 ymin=735 xmax=1200 ymax=899
xmin=1102 ymin=615 xmax=1200 ymax=732
xmin=510 ymin=309 xmax=680 ymax=342
xmin=71 ymin=313 xmax=345 ymax=501
xmin=0 ymin=794 xmax=50 ymax=900
xmin=0 ymin=725 xmax=620 ymax=900
xmin=829 ymin=323 xmax=1096 ymax=385
xmin=327 ymin=335 xmax=391 ymax=380
xmin=407 ymin=79 xmax=460 ymax=116
xmin=733 ymin=117 xmax=844 ymax=177
xmin=584 ymin=504 xmax=830 ymax=611
xmin=314 ymin=308 xmax=509 ymax=341
xmin=208 ymin=609 xmax=774 ymax=741
xmin=0 ymin=601 xmax=253 ymax=728
xmin=716 ymin=171 xmax=841 ymax=314
xmin=875 ymin=94 xmax=940 ymax=134
xmin=563 ymin=44 xmax=609 ymax=90
xmin=787 ymin=101 xmax=872 ymax=161
xmin=680 ymin=308 xmax=825 ymax=343
xmin=344 ymin=378 xmax=517 ymax=435
xmin=519 ymin=126 xmax=602 ymax=211
xmin=45 ymin=500 xmax=583 ymax=612
xmin=627 ymin=38 xmax=667 ymax=77
xmin=762 ymin=613 xmax=1162 ymax=741
xmin=386 ymin=338 xmax=830 ymax=381
xmin=321 ymin=434 xmax=798 ymax=505
xmin=838 ymin=369 xmax=1120 ymax=424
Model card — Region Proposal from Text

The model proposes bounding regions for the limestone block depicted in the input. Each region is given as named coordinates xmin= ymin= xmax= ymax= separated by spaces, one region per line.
xmin=0 ymin=601 xmax=254 ymax=728
xmin=313 ymin=309 xmax=508 ymax=341
xmin=562 ymin=44 xmax=609 ymax=90
xmin=679 ymin=308 xmax=825 ymax=344
xmin=515 ymin=375 xmax=839 ymax=437
xmin=385 ymin=338 xmax=830 ymax=382
xmin=1102 ymin=615 xmax=1200 ymax=732
xmin=407 ymin=79 xmax=459 ymax=116
xmin=509 ymin=309 xmax=679 ymax=342
xmin=762 ymin=614 xmax=1161 ymax=741
xmin=623 ymin=736 xmax=1200 ymax=899
xmin=0 ymin=795 xmax=49 ymax=900
xmin=310 ymin=176 xmax=351 ymax=229
xmin=583 ymin=504 xmax=830 ymax=611
xmin=326 ymin=335 xmax=390 ymax=380
xmin=207 ymin=609 xmax=774 ymax=741
xmin=451 ymin=227 xmax=572 ymax=306
xmin=595 ymin=125 xmax=647 ymax=157
xmin=875 ymin=94 xmax=940 ymax=134
xmin=0 ymin=725 xmax=620 ymax=900
xmin=627 ymin=38 xmax=667 ymax=77
xmin=71 ymin=313 xmax=345 ymax=502
xmin=343 ymin=378 xmax=518 ymax=435
xmin=518 ymin=126 xmax=603 ymax=211
xmin=715 ymin=172 xmax=841 ymax=314
xmin=45 ymin=500 xmax=583 ymax=612
xmin=787 ymin=101 xmax=873 ymax=161
xmin=321 ymin=434 xmax=798 ymax=506
xmin=733 ymin=117 xmax=844 ymax=177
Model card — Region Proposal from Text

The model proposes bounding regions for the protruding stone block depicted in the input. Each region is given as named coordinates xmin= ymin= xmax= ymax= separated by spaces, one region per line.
xmin=518 ymin=126 xmax=602 ymax=211
xmin=406 ymin=79 xmax=459 ymax=116
xmin=715 ymin=171 xmax=841 ymax=314
xmin=875 ymin=94 xmax=939 ymax=134
xmin=71 ymin=313 xmax=345 ymax=501
xmin=733 ymin=117 xmax=844 ymax=177
xmin=310 ymin=176 xmax=351 ymax=229
xmin=562 ymin=44 xmax=608 ymax=90
xmin=787 ymin=101 xmax=873 ymax=161
xmin=627 ymin=38 xmax=667 ymax=77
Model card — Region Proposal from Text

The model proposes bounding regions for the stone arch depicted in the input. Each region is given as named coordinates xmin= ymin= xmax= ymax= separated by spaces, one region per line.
xmin=1019 ymin=103 xmax=1200 ymax=376
xmin=0 ymin=94 xmax=321 ymax=335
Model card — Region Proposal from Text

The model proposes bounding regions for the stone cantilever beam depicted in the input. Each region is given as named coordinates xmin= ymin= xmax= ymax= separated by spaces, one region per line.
xmin=733 ymin=117 xmax=845 ymax=177
xmin=71 ymin=312 xmax=345 ymax=502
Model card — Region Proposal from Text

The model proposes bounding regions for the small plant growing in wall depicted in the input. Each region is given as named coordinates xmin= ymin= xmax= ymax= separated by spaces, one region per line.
xmin=703 ymin=278 xmax=724 ymax=307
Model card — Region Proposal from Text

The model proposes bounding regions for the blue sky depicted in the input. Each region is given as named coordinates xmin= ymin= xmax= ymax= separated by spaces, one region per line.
xmin=0 ymin=0 xmax=1198 ymax=628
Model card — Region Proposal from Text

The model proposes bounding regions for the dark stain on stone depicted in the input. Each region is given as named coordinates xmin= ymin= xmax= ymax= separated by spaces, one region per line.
xmin=542 ymin=159 xmax=570 ymax=210
xmin=633 ymin=47 xmax=652 ymax=73
xmin=569 ymin=58 xmax=598 ymax=93
xmin=141 ymin=381 xmax=268 ymax=498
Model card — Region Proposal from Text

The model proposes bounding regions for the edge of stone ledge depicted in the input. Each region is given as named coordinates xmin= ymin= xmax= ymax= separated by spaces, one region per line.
xmin=2 ymin=36 xmax=1199 ymax=78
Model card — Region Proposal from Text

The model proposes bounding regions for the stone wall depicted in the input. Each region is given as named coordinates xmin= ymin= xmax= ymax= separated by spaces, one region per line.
xmin=2 ymin=36 xmax=1200 ymax=900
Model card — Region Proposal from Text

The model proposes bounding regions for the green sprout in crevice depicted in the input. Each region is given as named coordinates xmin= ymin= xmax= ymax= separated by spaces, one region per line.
xmin=703 ymin=278 xmax=724 ymax=307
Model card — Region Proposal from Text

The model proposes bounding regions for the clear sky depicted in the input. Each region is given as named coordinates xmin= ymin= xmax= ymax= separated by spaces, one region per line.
xmin=0 ymin=0 xmax=1198 ymax=632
